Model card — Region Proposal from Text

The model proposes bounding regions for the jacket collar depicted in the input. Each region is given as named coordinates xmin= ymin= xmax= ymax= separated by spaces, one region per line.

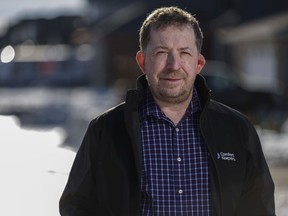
xmin=194 ymin=74 xmax=212 ymax=109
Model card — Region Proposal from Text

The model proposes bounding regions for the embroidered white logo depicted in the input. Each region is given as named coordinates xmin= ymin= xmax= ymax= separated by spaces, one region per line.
xmin=217 ymin=152 xmax=236 ymax=162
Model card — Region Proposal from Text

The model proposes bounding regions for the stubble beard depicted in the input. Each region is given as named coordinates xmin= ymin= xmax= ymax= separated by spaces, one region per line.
xmin=151 ymin=79 xmax=194 ymax=104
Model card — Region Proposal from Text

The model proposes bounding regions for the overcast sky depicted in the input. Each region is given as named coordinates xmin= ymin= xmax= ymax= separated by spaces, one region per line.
xmin=0 ymin=0 xmax=86 ymax=33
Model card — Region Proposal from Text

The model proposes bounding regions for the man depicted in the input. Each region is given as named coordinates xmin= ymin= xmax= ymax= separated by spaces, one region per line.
xmin=59 ymin=6 xmax=275 ymax=216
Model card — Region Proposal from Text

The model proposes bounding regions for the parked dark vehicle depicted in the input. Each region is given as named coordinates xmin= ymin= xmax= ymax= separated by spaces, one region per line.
xmin=201 ymin=61 xmax=287 ymax=130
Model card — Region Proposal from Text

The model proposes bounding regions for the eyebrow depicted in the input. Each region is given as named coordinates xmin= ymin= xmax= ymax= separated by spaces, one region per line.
xmin=178 ymin=47 xmax=192 ymax=52
xmin=153 ymin=46 xmax=168 ymax=51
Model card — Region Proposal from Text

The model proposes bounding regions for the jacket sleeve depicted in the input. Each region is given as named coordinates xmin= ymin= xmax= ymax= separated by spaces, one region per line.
xmin=235 ymin=122 xmax=276 ymax=216
xmin=59 ymin=120 xmax=100 ymax=216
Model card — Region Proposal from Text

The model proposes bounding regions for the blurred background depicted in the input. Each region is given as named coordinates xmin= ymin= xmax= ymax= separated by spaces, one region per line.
xmin=0 ymin=0 xmax=287 ymax=215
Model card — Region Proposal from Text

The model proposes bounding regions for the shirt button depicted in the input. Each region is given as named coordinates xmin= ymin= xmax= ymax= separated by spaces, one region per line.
xmin=177 ymin=157 xmax=182 ymax=162
xmin=175 ymin=128 xmax=179 ymax=132
xmin=178 ymin=189 xmax=183 ymax=194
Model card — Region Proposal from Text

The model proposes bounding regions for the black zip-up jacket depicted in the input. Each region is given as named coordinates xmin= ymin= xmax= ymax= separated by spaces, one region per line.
xmin=60 ymin=75 xmax=275 ymax=216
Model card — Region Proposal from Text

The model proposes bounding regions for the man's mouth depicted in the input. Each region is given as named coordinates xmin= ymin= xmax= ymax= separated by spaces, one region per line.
xmin=160 ymin=77 xmax=182 ymax=82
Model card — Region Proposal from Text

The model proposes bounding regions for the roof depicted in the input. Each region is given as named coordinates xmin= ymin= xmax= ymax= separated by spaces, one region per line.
xmin=216 ymin=11 xmax=288 ymax=44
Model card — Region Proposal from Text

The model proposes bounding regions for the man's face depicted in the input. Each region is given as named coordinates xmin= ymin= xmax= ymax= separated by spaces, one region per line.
xmin=136 ymin=25 xmax=205 ymax=104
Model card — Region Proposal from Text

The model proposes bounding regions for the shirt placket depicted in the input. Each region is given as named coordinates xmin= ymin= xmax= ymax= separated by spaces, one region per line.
xmin=173 ymin=124 xmax=185 ymax=213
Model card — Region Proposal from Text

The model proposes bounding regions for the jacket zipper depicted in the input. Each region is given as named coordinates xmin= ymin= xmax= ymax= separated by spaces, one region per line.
xmin=200 ymin=95 xmax=223 ymax=216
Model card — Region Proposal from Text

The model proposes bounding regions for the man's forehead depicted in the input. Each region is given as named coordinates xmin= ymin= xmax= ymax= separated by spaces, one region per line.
xmin=149 ymin=24 xmax=195 ymax=39
xmin=148 ymin=25 xmax=196 ymax=46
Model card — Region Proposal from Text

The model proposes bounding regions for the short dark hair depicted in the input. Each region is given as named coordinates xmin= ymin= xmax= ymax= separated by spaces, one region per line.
xmin=139 ymin=6 xmax=203 ymax=52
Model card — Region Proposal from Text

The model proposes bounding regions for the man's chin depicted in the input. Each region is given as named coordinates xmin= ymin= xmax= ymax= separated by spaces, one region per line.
xmin=158 ymin=91 xmax=191 ymax=104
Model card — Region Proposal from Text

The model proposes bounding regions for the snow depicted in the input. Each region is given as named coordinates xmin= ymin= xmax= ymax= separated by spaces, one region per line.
xmin=258 ymin=121 xmax=288 ymax=165
xmin=0 ymin=115 xmax=75 ymax=216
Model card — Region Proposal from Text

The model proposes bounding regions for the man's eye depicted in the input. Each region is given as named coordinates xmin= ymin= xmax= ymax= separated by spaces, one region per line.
xmin=155 ymin=51 xmax=167 ymax=57
xmin=181 ymin=52 xmax=191 ymax=56
xmin=156 ymin=51 xmax=166 ymax=54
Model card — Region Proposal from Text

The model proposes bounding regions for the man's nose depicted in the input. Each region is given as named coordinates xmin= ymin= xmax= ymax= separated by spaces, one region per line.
xmin=166 ymin=53 xmax=180 ymax=71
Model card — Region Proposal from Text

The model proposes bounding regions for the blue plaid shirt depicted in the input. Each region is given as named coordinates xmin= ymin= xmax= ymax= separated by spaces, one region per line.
xmin=139 ymin=88 xmax=212 ymax=216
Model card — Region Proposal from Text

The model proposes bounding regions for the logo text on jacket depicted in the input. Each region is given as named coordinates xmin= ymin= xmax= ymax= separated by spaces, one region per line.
xmin=217 ymin=152 xmax=236 ymax=162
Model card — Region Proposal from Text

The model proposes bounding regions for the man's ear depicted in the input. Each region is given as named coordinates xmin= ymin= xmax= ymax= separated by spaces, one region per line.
xmin=136 ymin=51 xmax=146 ymax=74
xmin=196 ymin=54 xmax=206 ymax=74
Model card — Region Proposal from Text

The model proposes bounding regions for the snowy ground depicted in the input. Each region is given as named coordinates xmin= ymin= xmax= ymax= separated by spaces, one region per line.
xmin=0 ymin=115 xmax=75 ymax=216
xmin=259 ymin=124 xmax=288 ymax=166
xmin=1 ymin=115 xmax=287 ymax=216
xmin=258 ymin=123 xmax=288 ymax=216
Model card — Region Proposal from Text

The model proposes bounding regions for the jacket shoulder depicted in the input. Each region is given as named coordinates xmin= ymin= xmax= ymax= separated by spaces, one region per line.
xmin=208 ymin=99 xmax=250 ymax=123
xmin=89 ymin=102 xmax=126 ymax=126
xmin=203 ymin=99 xmax=255 ymax=141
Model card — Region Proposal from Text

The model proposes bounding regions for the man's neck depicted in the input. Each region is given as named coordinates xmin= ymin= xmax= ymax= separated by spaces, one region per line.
xmin=155 ymin=98 xmax=191 ymax=125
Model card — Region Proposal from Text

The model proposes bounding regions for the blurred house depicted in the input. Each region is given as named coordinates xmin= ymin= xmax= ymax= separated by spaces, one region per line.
xmin=215 ymin=12 xmax=288 ymax=100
